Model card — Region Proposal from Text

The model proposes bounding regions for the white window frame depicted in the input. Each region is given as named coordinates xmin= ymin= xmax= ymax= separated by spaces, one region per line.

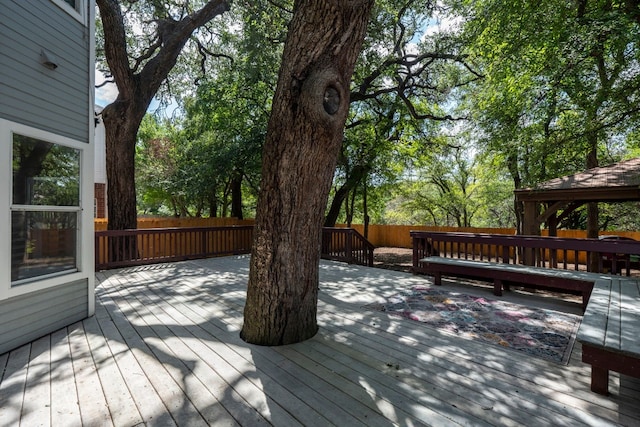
xmin=50 ymin=0 xmax=87 ymax=25
xmin=0 ymin=119 xmax=93 ymax=301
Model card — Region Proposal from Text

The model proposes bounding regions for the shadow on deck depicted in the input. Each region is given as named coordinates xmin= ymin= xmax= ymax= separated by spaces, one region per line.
xmin=1 ymin=256 xmax=639 ymax=426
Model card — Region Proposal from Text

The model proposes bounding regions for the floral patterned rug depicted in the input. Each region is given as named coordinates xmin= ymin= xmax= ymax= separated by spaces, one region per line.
xmin=364 ymin=285 xmax=580 ymax=364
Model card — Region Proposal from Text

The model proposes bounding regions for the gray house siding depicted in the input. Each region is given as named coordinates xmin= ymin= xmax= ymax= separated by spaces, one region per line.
xmin=0 ymin=0 xmax=94 ymax=356
xmin=0 ymin=280 xmax=89 ymax=355
xmin=0 ymin=0 xmax=91 ymax=142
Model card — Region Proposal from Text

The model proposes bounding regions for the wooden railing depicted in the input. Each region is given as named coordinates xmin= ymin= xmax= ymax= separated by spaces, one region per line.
xmin=321 ymin=227 xmax=375 ymax=267
xmin=411 ymin=231 xmax=640 ymax=276
xmin=95 ymin=226 xmax=254 ymax=270
xmin=95 ymin=226 xmax=374 ymax=270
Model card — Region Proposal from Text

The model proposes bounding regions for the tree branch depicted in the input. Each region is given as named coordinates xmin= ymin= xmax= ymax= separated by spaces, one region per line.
xmin=96 ymin=0 xmax=135 ymax=98
xmin=193 ymin=37 xmax=234 ymax=82
xmin=139 ymin=0 xmax=231 ymax=101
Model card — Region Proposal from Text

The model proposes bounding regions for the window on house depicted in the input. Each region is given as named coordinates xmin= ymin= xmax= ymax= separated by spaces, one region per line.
xmin=51 ymin=0 xmax=85 ymax=24
xmin=11 ymin=133 xmax=81 ymax=284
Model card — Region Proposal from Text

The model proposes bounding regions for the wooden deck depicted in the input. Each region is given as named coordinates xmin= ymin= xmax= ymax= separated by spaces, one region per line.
xmin=1 ymin=256 xmax=639 ymax=426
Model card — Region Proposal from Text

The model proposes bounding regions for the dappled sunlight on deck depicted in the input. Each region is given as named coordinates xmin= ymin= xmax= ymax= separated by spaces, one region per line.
xmin=1 ymin=255 xmax=639 ymax=426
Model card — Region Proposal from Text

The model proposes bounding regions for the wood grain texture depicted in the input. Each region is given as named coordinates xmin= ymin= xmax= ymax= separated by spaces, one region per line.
xmin=1 ymin=257 xmax=639 ymax=426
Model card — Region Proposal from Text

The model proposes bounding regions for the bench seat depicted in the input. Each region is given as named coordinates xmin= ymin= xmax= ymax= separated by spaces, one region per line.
xmin=419 ymin=257 xmax=606 ymax=310
xmin=577 ymin=278 xmax=640 ymax=394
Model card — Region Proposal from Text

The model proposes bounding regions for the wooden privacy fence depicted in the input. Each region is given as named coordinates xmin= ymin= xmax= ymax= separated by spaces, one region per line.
xmin=95 ymin=226 xmax=374 ymax=270
xmin=96 ymin=219 xmax=640 ymax=248
xmin=94 ymin=217 xmax=254 ymax=231
xmin=411 ymin=231 xmax=640 ymax=276
xmin=345 ymin=224 xmax=640 ymax=248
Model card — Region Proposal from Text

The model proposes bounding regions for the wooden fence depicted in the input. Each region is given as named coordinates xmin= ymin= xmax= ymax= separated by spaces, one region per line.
xmin=94 ymin=217 xmax=254 ymax=231
xmin=344 ymin=224 xmax=640 ymax=248
xmin=95 ymin=219 xmax=640 ymax=248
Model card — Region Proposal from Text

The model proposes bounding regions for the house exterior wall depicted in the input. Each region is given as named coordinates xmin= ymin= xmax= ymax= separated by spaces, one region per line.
xmin=94 ymin=108 xmax=107 ymax=218
xmin=0 ymin=279 xmax=88 ymax=355
xmin=0 ymin=1 xmax=91 ymax=142
xmin=0 ymin=0 xmax=95 ymax=354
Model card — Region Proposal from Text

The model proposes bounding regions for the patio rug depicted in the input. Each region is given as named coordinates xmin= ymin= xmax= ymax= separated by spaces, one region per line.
xmin=363 ymin=286 xmax=580 ymax=364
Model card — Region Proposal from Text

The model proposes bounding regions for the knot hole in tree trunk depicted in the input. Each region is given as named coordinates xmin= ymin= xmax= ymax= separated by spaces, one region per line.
xmin=301 ymin=68 xmax=347 ymax=129
xmin=323 ymin=86 xmax=340 ymax=115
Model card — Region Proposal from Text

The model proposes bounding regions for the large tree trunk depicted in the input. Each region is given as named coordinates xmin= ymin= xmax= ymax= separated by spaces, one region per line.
xmin=324 ymin=164 xmax=370 ymax=227
xmin=102 ymin=102 xmax=144 ymax=231
xmin=241 ymin=0 xmax=374 ymax=346
xmin=96 ymin=0 xmax=229 ymax=230
xmin=230 ymin=172 xmax=243 ymax=219
xmin=506 ymin=152 xmax=524 ymax=233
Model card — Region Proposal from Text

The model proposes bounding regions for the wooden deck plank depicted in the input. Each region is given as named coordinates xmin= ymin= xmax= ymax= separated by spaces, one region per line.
xmin=195 ymin=258 xmax=640 ymax=425
xmin=604 ymin=279 xmax=622 ymax=350
xmin=133 ymin=268 xmax=424 ymax=425
xmin=314 ymin=266 xmax=639 ymax=422
xmin=92 ymin=302 xmax=178 ymax=426
xmin=620 ymin=280 xmax=640 ymax=355
xmin=287 ymin=334 xmax=493 ymax=427
xmin=49 ymin=327 xmax=82 ymax=426
xmin=114 ymin=293 xmax=289 ymax=427
xmin=160 ymin=268 xmax=451 ymax=425
xmin=0 ymin=344 xmax=30 ymax=427
xmin=319 ymin=309 xmax=611 ymax=426
xmin=311 ymin=326 xmax=541 ymax=427
xmin=82 ymin=313 xmax=145 ymax=427
xmin=172 ymin=279 xmax=497 ymax=426
xmin=68 ymin=321 xmax=113 ymax=427
xmin=97 ymin=274 xmax=233 ymax=427
xmin=323 ymin=292 xmax=640 ymax=423
xmin=153 ymin=284 xmax=373 ymax=427
xmin=577 ymin=279 xmax=612 ymax=347
xmin=3 ymin=256 xmax=640 ymax=426
xmin=123 ymin=269 xmax=372 ymax=427
xmin=154 ymin=260 xmax=636 ymax=426
xmin=20 ymin=335 xmax=51 ymax=427
xmin=131 ymin=276 xmax=396 ymax=425
xmin=103 ymin=280 xmax=278 ymax=427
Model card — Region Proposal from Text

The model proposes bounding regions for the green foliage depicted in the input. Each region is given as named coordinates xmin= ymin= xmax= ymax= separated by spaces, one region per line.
xmin=445 ymin=0 xmax=640 ymax=230
xmin=129 ymin=0 xmax=640 ymax=231
xmin=135 ymin=1 xmax=285 ymax=217
xmin=384 ymin=144 xmax=516 ymax=227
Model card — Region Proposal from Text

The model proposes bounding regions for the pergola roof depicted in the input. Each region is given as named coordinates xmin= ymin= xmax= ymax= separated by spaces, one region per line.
xmin=514 ymin=157 xmax=640 ymax=203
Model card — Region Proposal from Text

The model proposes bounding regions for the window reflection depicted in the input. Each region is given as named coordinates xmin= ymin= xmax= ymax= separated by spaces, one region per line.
xmin=11 ymin=211 xmax=78 ymax=282
xmin=11 ymin=133 xmax=80 ymax=284
xmin=12 ymin=134 xmax=80 ymax=206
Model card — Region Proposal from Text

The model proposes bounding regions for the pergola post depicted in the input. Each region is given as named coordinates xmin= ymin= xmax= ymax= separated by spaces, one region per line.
xmin=522 ymin=201 xmax=539 ymax=265
xmin=547 ymin=211 xmax=558 ymax=268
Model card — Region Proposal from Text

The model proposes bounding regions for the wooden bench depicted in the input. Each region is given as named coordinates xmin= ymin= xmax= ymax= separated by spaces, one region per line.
xmin=577 ymin=278 xmax=640 ymax=394
xmin=419 ymin=257 xmax=605 ymax=310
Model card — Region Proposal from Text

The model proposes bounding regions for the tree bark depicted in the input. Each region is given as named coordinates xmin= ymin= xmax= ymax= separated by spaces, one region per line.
xmin=241 ymin=0 xmax=374 ymax=346
xmin=324 ymin=164 xmax=370 ymax=227
xmin=230 ymin=172 xmax=243 ymax=219
xmin=96 ymin=0 xmax=230 ymax=230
